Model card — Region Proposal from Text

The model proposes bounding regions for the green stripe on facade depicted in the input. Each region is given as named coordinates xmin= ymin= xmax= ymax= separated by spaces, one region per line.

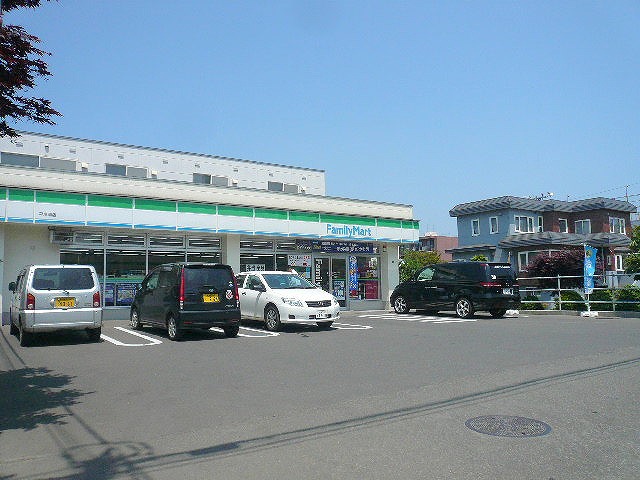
xmin=320 ymin=214 xmax=377 ymax=226
xmin=255 ymin=209 xmax=288 ymax=220
xmin=289 ymin=211 xmax=319 ymax=222
xmin=178 ymin=202 xmax=217 ymax=215
xmin=88 ymin=195 xmax=133 ymax=209
xmin=135 ymin=198 xmax=176 ymax=212
xmin=8 ymin=189 xmax=34 ymax=202
xmin=377 ymin=218 xmax=403 ymax=229
xmin=36 ymin=191 xmax=85 ymax=206
xmin=0 ymin=188 xmax=6 ymax=200
xmin=405 ymin=220 xmax=420 ymax=229
xmin=218 ymin=205 xmax=253 ymax=217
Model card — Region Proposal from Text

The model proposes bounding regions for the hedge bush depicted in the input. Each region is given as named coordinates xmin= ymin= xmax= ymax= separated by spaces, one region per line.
xmin=521 ymin=294 xmax=543 ymax=310
xmin=615 ymin=285 xmax=640 ymax=311
xmin=588 ymin=289 xmax=614 ymax=311
xmin=555 ymin=290 xmax=586 ymax=311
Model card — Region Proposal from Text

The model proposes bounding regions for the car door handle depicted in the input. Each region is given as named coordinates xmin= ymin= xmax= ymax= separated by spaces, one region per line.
xmin=241 ymin=292 xmax=247 ymax=295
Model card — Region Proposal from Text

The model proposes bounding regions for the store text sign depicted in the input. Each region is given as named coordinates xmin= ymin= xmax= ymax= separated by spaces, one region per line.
xmin=326 ymin=224 xmax=373 ymax=239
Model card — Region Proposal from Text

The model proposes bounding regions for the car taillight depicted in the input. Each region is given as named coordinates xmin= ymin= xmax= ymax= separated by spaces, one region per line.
xmin=480 ymin=282 xmax=501 ymax=288
xmin=26 ymin=293 xmax=36 ymax=310
xmin=232 ymin=275 xmax=239 ymax=302
xmin=93 ymin=291 xmax=101 ymax=308
xmin=179 ymin=269 xmax=185 ymax=309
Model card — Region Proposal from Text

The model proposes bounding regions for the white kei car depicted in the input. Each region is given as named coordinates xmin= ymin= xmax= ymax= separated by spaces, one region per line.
xmin=236 ymin=271 xmax=340 ymax=331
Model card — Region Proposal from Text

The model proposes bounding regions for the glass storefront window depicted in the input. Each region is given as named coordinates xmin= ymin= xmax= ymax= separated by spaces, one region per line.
xmin=61 ymin=248 xmax=105 ymax=276
xmin=240 ymin=240 xmax=274 ymax=250
xmin=105 ymin=250 xmax=146 ymax=306
xmin=149 ymin=236 xmax=185 ymax=248
xmin=148 ymin=250 xmax=185 ymax=271
xmin=188 ymin=237 xmax=221 ymax=249
xmin=350 ymin=256 xmax=379 ymax=300
xmin=108 ymin=234 xmax=146 ymax=246
xmin=240 ymin=253 xmax=275 ymax=272
xmin=187 ymin=251 xmax=222 ymax=263
xmin=73 ymin=231 xmax=105 ymax=245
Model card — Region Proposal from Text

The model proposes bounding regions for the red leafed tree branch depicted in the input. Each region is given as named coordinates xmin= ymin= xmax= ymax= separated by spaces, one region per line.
xmin=1 ymin=0 xmax=61 ymax=137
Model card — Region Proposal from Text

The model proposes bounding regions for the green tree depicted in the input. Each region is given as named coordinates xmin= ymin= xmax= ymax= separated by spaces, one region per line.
xmin=1 ymin=0 xmax=60 ymax=137
xmin=624 ymin=225 xmax=640 ymax=274
xmin=399 ymin=250 xmax=441 ymax=283
xmin=470 ymin=254 xmax=488 ymax=261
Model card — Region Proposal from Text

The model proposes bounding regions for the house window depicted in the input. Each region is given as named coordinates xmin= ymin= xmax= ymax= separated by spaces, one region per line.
xmin=575 ymin=219 xmax=591 ymax=234
xmin=537 ymin=216 xmax=544 ymax=232
xmin=472 ymin=219 xmax=480 ymax=236
xmin=517 ymin=250 xmax=542 ymax=272
xmin=610 ymin=217 xmax=626 ymax=234
xmin=514 ymin=216 xmax=534 ymax=233
xmin=489 ymin=217 xmax=498 ymax=234
xmin=558 ymin=218 xmax=568 ymax=233
xmin=615 ymin=254 xmax=624 ymax=271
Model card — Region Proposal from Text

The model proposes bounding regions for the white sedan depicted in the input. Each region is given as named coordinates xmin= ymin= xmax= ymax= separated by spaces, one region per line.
xmin=236 ymin=271 xmax=341 ymax=331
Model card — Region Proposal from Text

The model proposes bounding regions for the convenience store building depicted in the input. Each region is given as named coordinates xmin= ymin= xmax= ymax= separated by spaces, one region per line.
xmin=0 ymin=132 xmax=419 ymax=321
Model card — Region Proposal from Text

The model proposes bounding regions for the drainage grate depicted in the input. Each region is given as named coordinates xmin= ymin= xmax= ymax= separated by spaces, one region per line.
xmin=465 ymin=415 xmax=552 ymax=437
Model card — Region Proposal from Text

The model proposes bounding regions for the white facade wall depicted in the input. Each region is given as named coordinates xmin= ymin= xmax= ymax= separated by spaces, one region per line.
xmin=1 ymin=132 xmax=326 ymax=196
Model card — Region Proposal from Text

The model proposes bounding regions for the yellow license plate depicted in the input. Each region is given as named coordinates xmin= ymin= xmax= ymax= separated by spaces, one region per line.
xmin=203 ymin=293 xmax=220 ymax=303
xmin=55 ymin=297 xmax=75 ymax=308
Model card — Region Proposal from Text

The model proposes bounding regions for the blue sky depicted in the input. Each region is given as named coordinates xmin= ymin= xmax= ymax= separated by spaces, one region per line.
xmin=5 ymin=1 xmax=639 ymax=235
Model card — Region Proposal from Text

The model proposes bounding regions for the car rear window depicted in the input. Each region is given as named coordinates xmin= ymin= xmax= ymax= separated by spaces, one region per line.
xmin=32 ymin=267 xmax=95 ymax=290
xmin=184 ymin=266 xmax=233 ymax=293
xmin=488 ymin=264 xmax=516 ymax=281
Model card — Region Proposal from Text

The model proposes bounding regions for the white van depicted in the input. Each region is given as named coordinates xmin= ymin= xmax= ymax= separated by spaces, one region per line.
xmin=8 ymin=265 xmax=103 ymax=346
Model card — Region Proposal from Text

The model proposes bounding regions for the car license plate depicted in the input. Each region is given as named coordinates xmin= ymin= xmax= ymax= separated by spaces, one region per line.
xmin=203 ymin=293 xmax=220 ymax=303
xmin=503 ymin=288 xmax=513 ymax=295
xmin=316 ymin=311 xmax=327 ymax=319
xmin=55 ymin=297 xmax=75 ymax=308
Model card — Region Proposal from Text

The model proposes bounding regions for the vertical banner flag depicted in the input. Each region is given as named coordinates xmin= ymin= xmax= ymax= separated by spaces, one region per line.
xmin=584 ymin=244 xmax=596 ymax=294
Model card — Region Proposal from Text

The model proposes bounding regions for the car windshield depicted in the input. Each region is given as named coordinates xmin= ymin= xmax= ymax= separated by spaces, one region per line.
xmin=32 ymin=267 xmax=95 ymax=290
xmin=262 ymin=273 xmax=316 ymax=289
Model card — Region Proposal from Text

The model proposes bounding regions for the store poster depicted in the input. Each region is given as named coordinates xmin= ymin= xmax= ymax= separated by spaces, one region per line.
xmin=103 ymin=283 xmax=115 ymax=306
xmin=348 ymin=255 xmax=359 ymax=298
xmin=116 ymin=283 xmax=138 ymax=306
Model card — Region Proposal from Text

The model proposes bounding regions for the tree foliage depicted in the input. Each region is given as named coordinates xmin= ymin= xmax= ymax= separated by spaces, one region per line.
xmin=1 ymin=0 xmax=60 ymax=137
xmin=470 ymin=254 xmax=488 ymax=261
xmin=625 ymin=225 xmax=640 ymax=274
xmin=524 ymin=248 xmax=587 ymax=288
xmin=399 ymin=250 xmax=441 ymax=283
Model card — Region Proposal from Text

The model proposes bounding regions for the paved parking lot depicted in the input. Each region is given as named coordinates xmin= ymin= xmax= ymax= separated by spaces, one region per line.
xmin=1 ymin=311 xmax=639 ymax=479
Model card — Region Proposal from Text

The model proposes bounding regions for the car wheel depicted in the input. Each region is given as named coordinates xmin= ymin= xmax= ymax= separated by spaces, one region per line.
xmin=264 ymin=305 xmax=281 ymax=332
xmin=87 ymin=327 xmax=102 ymax=342
xmin=455 ymin=297 xmax=474 ymax=319
xmin=129 ymin=308 xmax=143 ymax=330
xmin=18 ymin=320 xmax=31 ymax=347
xmin=317 ymin=321 xmax=333 ymax=329
xmin=490 ymin=308 xmax=507 ymax=318
xmin=167 ymin=315 xmax=182 ymax=341
xmin=10 ymin=319 xmax=18 ymax=336
xmin=393 ymin=295 xmax=409 ymax=314
xmin=223 ymin=325 xmax=239 ymax=338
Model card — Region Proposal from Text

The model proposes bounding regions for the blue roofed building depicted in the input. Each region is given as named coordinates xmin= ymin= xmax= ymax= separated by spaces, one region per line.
xmin=448 ymin=196 xmax=636 ymax=275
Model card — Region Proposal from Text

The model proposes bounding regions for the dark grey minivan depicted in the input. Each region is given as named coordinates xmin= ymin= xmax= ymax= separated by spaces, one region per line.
xmin=390 ymin=261 xmax=520 ymax=318
xmin=129 ymin=263 xmax=240 ymax=341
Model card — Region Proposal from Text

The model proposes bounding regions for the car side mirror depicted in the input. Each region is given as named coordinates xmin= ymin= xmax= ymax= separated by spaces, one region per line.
xmin=256 ymin=284 xmax=266 ymax=292
xmin=8 ymin=282 xmax=16 ymax=292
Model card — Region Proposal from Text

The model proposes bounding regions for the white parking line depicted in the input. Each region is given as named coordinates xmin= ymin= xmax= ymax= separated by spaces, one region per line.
xmin=100 ymin=327 xmax=163 ymax=346
xmin=332 ymin=322 xmax=373 ymax=330
xmin=210 ymin=326 xmax=280 ymax=338
xmin=426 ymin=319 xmax=477 ymax=324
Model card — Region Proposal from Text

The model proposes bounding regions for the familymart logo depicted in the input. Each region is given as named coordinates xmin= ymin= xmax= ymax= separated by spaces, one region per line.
xmin=326 ymin=224 xmax=373 ymax=238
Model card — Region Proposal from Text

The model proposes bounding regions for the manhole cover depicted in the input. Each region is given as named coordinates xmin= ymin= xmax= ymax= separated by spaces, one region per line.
xmin=465 ymin=415 xmax=551 ymax=437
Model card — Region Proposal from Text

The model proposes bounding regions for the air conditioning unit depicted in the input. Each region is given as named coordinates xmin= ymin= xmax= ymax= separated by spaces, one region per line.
xmin=50 ymin=230 xmax=74 ymax=244
xmin=151 ymin=170 xmax=158 ymax=176
xmin=80 ymin=162 xmax=89 ymax=169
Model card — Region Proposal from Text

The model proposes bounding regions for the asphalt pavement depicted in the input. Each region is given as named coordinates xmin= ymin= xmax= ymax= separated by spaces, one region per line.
xmin=1 ymin=311 xmax=639 ymax=479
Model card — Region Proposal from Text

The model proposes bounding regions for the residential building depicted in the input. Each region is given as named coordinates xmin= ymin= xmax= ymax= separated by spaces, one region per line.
xmin=418 ymin=233 xmax=458 ymax=261
xmin=448 ymin=196 xmax=636 ymax=274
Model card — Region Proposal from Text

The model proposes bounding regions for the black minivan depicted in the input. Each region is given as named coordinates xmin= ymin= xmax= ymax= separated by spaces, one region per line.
xmin=129 ymin=263 xmax=240 ymax=340
xmin=390 ymin=261 xmax=520 ymax=319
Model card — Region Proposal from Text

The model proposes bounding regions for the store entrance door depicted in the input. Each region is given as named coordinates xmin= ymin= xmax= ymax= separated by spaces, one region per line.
xmin=314 ymin=256 xmax=347 ymax=307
